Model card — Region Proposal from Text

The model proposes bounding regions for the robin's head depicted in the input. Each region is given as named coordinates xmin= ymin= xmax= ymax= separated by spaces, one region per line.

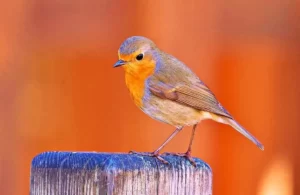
xmin=114 ymin=36 xmax=158 ymax=75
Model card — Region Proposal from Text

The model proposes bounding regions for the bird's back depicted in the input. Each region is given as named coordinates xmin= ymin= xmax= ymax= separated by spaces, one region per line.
xmin=152 ymin=51 xmax=201 ymax=85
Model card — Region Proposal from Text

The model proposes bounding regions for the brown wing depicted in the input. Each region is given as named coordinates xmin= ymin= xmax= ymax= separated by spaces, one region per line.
xmin=149 ymin=81 xmax=232 ymax=119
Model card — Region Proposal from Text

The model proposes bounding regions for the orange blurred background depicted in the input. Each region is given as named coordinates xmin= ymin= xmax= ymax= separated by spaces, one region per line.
xmin=1 ymin=1 xmax=299 ymax=194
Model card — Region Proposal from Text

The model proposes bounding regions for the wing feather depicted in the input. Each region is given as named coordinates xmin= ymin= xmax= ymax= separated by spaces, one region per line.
xmin=149 ymin=81 xmax=232 ymax=119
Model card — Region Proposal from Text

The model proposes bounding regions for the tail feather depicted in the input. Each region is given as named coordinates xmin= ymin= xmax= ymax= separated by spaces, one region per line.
xmin=226 ymin=118 xmax=264 ymax=150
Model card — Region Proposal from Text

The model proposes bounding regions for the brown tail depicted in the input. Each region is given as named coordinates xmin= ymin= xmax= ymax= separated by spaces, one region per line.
xmin=225 ymin=118 xmax=264 ymax=150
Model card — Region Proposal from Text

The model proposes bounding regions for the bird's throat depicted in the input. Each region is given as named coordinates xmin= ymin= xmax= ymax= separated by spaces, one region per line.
xmin=124 ymin=62 xmax=155 ymax=108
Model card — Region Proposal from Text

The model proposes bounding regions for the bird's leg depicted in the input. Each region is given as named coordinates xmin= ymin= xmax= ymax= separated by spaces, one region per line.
xmin=164 ymin=124 xmax=198 ymax=166
xmin=129 ymin=127 xmax=183 ymax=164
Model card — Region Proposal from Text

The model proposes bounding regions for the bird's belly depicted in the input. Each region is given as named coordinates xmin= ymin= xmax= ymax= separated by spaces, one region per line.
xmin=142 ymin=96 xmax=203 ymax=127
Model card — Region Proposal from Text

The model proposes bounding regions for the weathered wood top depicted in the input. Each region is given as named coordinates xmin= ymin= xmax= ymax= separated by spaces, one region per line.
xmin=30 ymin=152 xmax=212 ymax=195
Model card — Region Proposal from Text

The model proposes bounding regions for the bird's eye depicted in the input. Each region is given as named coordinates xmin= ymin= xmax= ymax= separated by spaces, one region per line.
xmin=136 ymin=53 xmax=143 ymax=61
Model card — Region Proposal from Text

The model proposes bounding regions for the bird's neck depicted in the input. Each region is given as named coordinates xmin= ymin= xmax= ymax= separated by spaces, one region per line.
xmin=124 ymin=62 xmax=155 ymax=108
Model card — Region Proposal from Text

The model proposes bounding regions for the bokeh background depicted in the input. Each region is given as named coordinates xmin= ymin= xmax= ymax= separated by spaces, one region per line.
xmin=1 ymin=0 xmax=299 ymax=194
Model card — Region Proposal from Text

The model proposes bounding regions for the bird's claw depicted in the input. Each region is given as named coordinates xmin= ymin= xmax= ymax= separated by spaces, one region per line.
xmin=129 ymin=150 xmax=169 ymax=164
xmin=164 ymin=151 xmax=196 ymax=166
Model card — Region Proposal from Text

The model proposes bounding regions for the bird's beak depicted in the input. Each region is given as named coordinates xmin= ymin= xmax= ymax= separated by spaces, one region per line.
xmin=113 ymin=60 xmax=126 ymax=68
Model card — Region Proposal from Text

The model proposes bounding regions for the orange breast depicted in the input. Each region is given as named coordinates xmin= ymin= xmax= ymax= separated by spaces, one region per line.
xmin=124 ymin=62 xmax=155 ymax=108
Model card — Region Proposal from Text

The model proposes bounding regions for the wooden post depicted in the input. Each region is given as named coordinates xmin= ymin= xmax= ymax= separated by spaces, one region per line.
xmin=30 ymin=152 xmax=212 ymax=195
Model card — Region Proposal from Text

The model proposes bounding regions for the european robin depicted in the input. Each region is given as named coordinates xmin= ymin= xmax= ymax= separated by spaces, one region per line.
xmin=114 ymin=36 xmax=264 ymax=165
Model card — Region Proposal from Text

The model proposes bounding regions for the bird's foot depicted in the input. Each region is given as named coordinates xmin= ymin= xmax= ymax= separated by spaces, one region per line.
xmin=129 ymin=150 xmax=169 ymax=164
xmin=164 ymin=151 xmax=196 ymax=166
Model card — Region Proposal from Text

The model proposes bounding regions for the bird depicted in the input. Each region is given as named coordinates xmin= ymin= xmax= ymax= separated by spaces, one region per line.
xmin=113 ymin=36 xmax=264 ymax=165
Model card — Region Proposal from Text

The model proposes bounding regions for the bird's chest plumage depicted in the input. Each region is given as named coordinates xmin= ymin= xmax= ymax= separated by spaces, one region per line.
xmin=124 ymin=63 xmax=155 ymax=108
xmin=125 ymin=74 xmax=146 ymax=108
